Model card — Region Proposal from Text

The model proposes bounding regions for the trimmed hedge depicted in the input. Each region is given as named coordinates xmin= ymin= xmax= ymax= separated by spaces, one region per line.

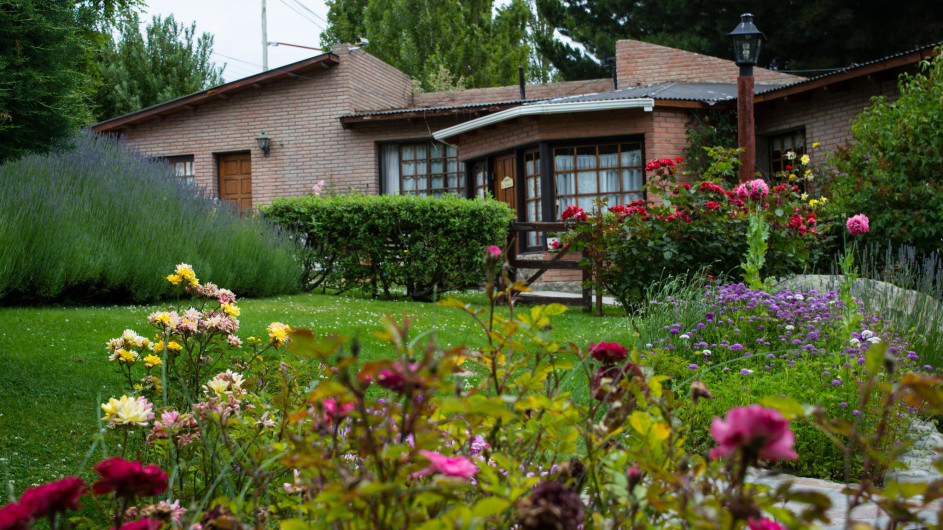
xmin=262 ymin=194 xmax=515 ymax=300
xmin=0 ymin=133 xmax=303 ymax=304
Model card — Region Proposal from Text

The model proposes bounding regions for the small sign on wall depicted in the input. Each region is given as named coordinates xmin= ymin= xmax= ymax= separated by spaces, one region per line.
xmin=500 ymin=176 xmax=514 ymax=190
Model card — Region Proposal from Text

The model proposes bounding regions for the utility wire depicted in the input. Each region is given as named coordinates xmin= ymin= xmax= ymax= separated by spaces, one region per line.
xmin=277 ymin=0 xmax=325 ymax=31
xmin=289 ymin=0 xmax=329 ymax=27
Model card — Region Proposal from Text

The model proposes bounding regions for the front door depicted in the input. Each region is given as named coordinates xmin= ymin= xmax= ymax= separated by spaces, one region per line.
xmin=493 ymin=153 xmax=517 ymax=214
xmin=219 ymin=152 xmax=252 ymax=211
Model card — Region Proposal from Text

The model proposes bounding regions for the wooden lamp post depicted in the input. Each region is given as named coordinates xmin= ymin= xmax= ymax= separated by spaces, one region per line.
xmin=729 ymin=14 xmax=765 ymax=183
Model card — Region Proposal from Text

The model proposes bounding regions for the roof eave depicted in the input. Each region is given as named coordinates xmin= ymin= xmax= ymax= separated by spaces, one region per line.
xmin=433 ymin=98 xmax=655 ymax=142
xmin=92 ymin=53 xmax=340 ymax=133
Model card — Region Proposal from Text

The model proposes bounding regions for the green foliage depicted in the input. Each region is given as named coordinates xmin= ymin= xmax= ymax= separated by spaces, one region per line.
xmin=0 ymin=0 xmax=93 ymax=163
xmin=741 ymin=211 xmax=770 ymax=290
xmin=565 ymin=166 xmax=827 ymax=310
xmin=534 ymin=0 xmax=943 ymax=80
xmin=320 ymin=0 xmax=542 ymax=90
xmin=92 ymin=13 xmax=224 ymax=121
xmin=0 ymin=132 xmax=302 ymax=304
xmin=684 ymin=111 xmax=737 ymax=181
xmin=830 ymin=48 xmax=943 ymax=255
xmin=262 ymin=193 xmax=515 ymax=300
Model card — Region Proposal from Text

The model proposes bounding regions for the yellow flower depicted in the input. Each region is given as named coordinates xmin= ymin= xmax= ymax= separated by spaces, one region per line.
xmin=222 ymin=303 xmax=240 ymax=317
xmin=144 ymin=354 xmax=162 ymax=368
xmin=788 ymin=174 xmax=797 ymax=181
xmin=188 ymin=277 xmax=199 ymax=287
xmin=152 ymin=340 xmax=164 ymax=351
xmin=203 ymin=370 xmax=246 ymax=396
xmin=800 ymin=193 xmax=808 ymax=201
xmin=111 ymin=348 xmax=139 ymax=363
xmin=166 ymin=274 xmax=182 ymax=285
xmin=812 ymin=142 xmax=820 ymax=148
xmin=167 ymin=341 xmax=183 ymax=352
xmin=267 ymin=322 xmax=291 ymax=345
xmin=805 ymin=169 xmax=812 ymax=175
xmin=101 ymin=395 xmax=153 ymax=426
xmin=800 ymin=154 xmax=810 ymax=165
xmin=175 ymin=263 xmax=196 ymax=281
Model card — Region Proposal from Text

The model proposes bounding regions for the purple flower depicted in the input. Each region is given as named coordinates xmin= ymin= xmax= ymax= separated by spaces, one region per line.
xmin=839 ymin=402 xmax=848 ymax=408
xmin=740 ymin=369 xmax=754 ymax=375
xmin=730 ymin=343 xmax=743 ymax=351
xmin=852 ymin=410 xmax=860 ymax=416
xmin=687 ymin=364 xmax=699 ymax=370
xmin=831 ymin=380 xmax=841 ymax=386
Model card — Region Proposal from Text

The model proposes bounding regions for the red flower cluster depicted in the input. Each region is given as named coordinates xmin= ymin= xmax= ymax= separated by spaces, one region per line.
xmin=376 ymin=362 xmax=426 ymax=394
xmin=699 ymin=181 xmax=727 ymax=196
xmin=93 ymin=458 xmax=168 ymax=499
xmin=0 ymin=476 xmax=87 ymax=528
xmin=644 ymin=158 xmax=676 ymax=173
xmin=113 ymin=519 xmax=163 ymax=530
xmin=588 ymin=342 xmax=628 ymax=364
xmin=560 ymin=205 xmax=587 ymax=222
xmin=705 ymin=201 xmax=720 ymax=210
xmin=787 ymin=210 xmax=817 ymax=236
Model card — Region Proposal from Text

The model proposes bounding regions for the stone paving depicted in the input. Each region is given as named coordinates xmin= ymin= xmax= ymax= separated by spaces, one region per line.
xmin=748 ymin=420 xmax=943 ymax=529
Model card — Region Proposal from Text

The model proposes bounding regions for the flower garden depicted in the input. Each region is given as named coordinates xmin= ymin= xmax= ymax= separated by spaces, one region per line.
xmin=4 ymin=53 xmax=943 ymax=529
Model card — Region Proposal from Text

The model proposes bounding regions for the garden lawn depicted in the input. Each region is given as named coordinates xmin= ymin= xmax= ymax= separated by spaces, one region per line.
xmin=0 ymin=291 xmax=631 ymax=503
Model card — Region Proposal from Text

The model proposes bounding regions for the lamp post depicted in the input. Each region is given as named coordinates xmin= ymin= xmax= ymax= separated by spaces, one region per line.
xmin=729 ymin=13 xmax=765 ymax=183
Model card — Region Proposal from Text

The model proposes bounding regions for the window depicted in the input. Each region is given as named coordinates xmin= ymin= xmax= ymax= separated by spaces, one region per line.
xmin=524 ymin=151 xmax=541 ymax=246
xmin=769 ymin=130 xmax=805 ymax=174
xmin=554 ymin=143 xmax=643 ymax=216
xmin=380 ymin=142 xmax=465 ymax=197
xmin=166 ymin=155 xmax=195 ymax=187
xmin=473 ymin=161 xmax=488 ymax=199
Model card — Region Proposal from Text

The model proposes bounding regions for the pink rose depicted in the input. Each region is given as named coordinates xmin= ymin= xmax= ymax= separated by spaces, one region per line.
xmin=748 ymin=518 xmax=785 ymax=530
xmin=487 ymin=245 xmax=501 ymax=259
xmin=709 ymin=405 xmax=797 ymax=461
xmin=413 ymin=450 xmax=478 ymax=480
xmin=846 ymin=214 xmax=869 ymax=235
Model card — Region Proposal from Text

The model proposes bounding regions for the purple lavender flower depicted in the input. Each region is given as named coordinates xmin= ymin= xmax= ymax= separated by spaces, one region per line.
xmin=687 ymin=364 xmax=699 ymax=370
xmin=740 ymin=369 xmax=753 ymax=375
xmin=839 ymin=402 xmax=848 ymax=408
xmin=831 ymin=380 xmax=841 ymax=386
xmin=730 ymin=343 xmax=743 ymax=351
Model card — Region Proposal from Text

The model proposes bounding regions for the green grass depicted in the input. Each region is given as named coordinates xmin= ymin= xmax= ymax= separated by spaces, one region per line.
xmin=0 ymin=291 xmax=631 ymax=503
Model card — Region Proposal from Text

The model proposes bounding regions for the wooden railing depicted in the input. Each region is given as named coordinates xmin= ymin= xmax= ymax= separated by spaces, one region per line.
xmin=506 ymin=221 xmax=594 ymax=313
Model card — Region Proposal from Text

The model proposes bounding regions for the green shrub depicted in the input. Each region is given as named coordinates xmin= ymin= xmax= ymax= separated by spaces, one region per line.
xmin=0 ymin=133 xmax=302 ymax=304
xmin=262 ymin=193 xmax=515 ymax=300
xmin=830 ymin=46 xmax=943 ymax=255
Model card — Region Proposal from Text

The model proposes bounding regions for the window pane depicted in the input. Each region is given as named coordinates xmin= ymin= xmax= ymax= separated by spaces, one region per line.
xmin=415 ymin=144 xmax=427 ymax=158
xmin=620 ymin=146 xmax=641 ymax=166
xmin=577 ymin=171 xmax=597 ymax=194
xmin=402 ymin=146 xmax=415 ymax=161
xmin=526 ymin=158 xmax=534 ymax=175
xmin=601 ymin=169 xmax=620 ymax=192
xmin=431 ymin=143 xmax=443 ymax=157
xmin=577 ymin=195 xmax=595 ymax=210
xmin=431 ymin=175 xmax=443 ymax=189
xmin=447 ymin=174 xmax=457 ymax=188
xmin=623 ymin=192 xmax=643 ymax=203
xmin=403 ymin=161 xmax=415 ymax=176
xmin=555 ymin=151 xmax=574 ymax=171
xmin=536 ymin=175 xmax=541 ymax=196
xmin=447 ymin=159 xmax=457 ymax=172
xmin=599 ymin=145 xmax=619 ymax=168
xmin=446 ymin=145 xmax=457 ymax=157
xmin=403 ymin=176 xmax=416 ymax=191
xmin=416 ymin=160 xmax=427 ymax=174
xmin=555 ymin=172 xmax=575 ymax=195
xmin=576 ymin=147 xmax=597 ymax=169
xmin=622 ymin=169 xmax=643 ymax=190
xmin=556 ymin=196 xmax=576 ymax=217
xmin=603 ymin=193 xmax=619 ymax=207
xmin=431 ymin=159 xmax=443 ymax=173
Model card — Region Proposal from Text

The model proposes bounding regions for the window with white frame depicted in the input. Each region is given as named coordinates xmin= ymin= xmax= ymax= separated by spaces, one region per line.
xmin=166 ymin=155 xmax=195 ymax=187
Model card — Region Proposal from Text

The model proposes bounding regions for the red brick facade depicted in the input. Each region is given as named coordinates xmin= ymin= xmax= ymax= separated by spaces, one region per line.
xmin=616 ymin=39 xmax=800 ymax=87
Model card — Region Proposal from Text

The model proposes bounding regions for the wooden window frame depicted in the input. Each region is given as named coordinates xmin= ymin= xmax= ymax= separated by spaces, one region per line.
xmin=552 ymin=140 xmax=645 ymax=217
xmin=769 ymin=129 xmax=806 ymax=175
xmin=523 ymin=150 xmax=542 ymax=246
xmin=398 ymin=141 xmax=465 ymax=197
xmin=166 ymin=155 xmax=196 ymax=188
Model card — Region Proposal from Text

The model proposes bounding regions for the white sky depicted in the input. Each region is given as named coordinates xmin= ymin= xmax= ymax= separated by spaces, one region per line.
xmin=141 ymin=0 xmax=333 ymax=81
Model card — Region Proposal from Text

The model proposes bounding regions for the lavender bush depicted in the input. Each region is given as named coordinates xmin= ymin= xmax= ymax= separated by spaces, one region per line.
xmin=0 ymin=132 xmax=301 ymax=303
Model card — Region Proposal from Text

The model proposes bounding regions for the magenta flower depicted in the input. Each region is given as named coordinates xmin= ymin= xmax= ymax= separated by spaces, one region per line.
xmin=414 ymin=450 xmax=478 ymax=480
xmin=487 ymin=245 xmax=501 ymax=259
xmin=735 ymin=179 xmax=769 ymax=202
xmin=17 ymin=476 xmax=87 ymax=519
xmin=748 ymin=518 xmax=785 ymax=530
xmin=321 ymin=399 xmax=355 ymax=422
xmin=588 ymin=342 xmax=628 ymax=364
xmin=709 ymin=405 xmax=797 ymax=461
xmin=846 ymin=214 xmax=869 ymax=235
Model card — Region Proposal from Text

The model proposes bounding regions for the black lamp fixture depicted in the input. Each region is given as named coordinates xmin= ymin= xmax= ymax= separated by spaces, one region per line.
xmin=728 ymin=13 xmax=765 ymax=72
xmin=728 ymin=13 xmax=765 ymax=183
xmin=255 ymin=131 xmax=271 ymax=157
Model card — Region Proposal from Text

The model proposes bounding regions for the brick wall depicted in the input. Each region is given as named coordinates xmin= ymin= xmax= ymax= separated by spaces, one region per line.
xmin=616 ymin=39 xmax=801 ymax=87
xmin=117 ymin=48 xmax=468 ymax=207
xmin=755 ymin=77 xmax=899 ymax=167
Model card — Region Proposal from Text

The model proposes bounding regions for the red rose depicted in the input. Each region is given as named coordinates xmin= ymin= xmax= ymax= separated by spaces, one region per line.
xmin=93 ymin=458 xmax=167 ymax=499
xmin=588 ymin=342 xmax=628 ymax=364
xmin=0 ymin=502 xmax=32 ymax=530
xmin=785 ymin=165 xmax=792 ymax=170
xmin=706 ymin=201 xmax=720 ymax=210
xmin=17 ymin=477 xmax=86 ymax=519
xmin=377 ymin=362 xmax=425 ymax=393
xmin=675 ymin=157 xmax=683 ymax=162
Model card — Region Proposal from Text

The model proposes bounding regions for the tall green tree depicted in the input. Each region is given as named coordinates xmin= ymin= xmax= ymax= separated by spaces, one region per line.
xmin=535 ymin=0 xmax=943 ymax=80
xmin=320 ymin=0 xmax=535 ymax=91
xmin=93 ymin=13 xmax=224 ymax=121
xmin=0 ymin=0 xmax=139 ymax=163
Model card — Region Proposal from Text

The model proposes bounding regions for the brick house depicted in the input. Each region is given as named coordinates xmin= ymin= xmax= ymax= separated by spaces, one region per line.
xmin=92 ymin=39 xmax=939 ymax=254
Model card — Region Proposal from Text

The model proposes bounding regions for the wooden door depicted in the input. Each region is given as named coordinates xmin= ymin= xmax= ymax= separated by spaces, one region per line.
xmin=493 ymin=153 xmax=517 ymax=214
xmin=219 ymin=153 xmax=252 ymax=211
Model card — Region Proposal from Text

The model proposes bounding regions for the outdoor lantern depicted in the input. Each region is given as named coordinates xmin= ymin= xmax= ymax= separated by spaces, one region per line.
xmin=256 ymin=131 xmax=271 ymax=156
xmin=728 ymin=13 xmax=765 ymax=67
